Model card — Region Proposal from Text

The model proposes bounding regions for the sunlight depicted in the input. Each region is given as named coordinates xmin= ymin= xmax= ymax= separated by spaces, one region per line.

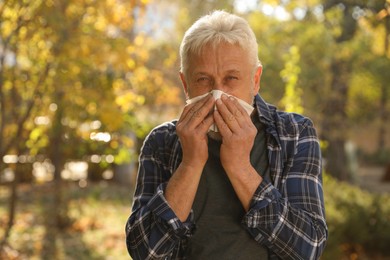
xmin=61 ymin=161 xmax=88 ymax=181
xmin=261 ymin=3 xmax=291 ymax=21
xmin=34 ymin=116 xmax=50 ymax=125
xmin=2 ymin=155 xmax=18 ymax=164
xmin=32 ymin=161 xmax=54 ymax=182
xmin=234 ymin=0 xmax=258 ymax=13
xmin=274 ymin=6 xmax=290 ymax=21
xmin=90 ymin=132 xmax=111 ymax=142
xmin=261 ymin=3 xmax=274 ymax=15
xmin=234 ymin=0 xmax=291 ymax=21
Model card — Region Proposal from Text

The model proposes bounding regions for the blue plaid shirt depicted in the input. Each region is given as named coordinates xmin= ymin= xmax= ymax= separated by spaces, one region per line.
xmin=126 ymin=94 xmax=328 ymax=259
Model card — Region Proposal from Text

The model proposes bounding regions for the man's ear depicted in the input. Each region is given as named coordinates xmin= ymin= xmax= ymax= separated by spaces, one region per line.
xmin=180 ymin=72 xmax=190 ymax=99
xmin=253 ymin=66 xmax=263 ymax=94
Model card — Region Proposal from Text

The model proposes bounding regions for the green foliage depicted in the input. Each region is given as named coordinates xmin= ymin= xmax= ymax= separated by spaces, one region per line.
xmin=247 ymin=10 xmax=288 ymax=102
xmin=323 ymin=173 xmax=390 ymax=259
xmin=348 ymin=70 xmax=382 ymax=120
xmin=279 ymin=45 xmax=304 ymax=114
xmin=0 ymin=0 xmax=184 ymax=168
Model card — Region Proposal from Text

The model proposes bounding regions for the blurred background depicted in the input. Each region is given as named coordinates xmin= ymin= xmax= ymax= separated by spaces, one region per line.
xmin=0 ymin=0 xmax=389 ymax=259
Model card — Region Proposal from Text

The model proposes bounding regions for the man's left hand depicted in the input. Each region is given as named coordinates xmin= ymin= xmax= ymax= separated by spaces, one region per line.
xmin=214 ymin=94 xmax=257 ymax=174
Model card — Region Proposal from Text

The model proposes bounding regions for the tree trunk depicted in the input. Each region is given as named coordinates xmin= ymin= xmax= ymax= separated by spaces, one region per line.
xmin=41 ymin=91 xmax=70 ymax=258
xmin=0 ymin=164 xmax=19 ymax=252
xmin=0 ymin=142 xmax=30 ymax=252
xmin=377 ymin=18 xmax=389 ymax=152
xmin=378 ymin=83 xmax=388 ymax=152
xmin=321 ymin=2 xmax=360 ymax=181
xmin=322 ymin=58 xmax=352 ymax=181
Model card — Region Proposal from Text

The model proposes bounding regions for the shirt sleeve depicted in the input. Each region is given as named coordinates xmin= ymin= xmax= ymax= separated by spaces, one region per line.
xmin=125 ymin=131 xmax=194 ymax=260
xmin=242 ymin=118 xmax=328 ymax=260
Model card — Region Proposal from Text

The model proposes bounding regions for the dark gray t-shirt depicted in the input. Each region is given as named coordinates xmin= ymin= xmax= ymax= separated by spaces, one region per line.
xmin=186 ymin=114 xmax=270 ymax=259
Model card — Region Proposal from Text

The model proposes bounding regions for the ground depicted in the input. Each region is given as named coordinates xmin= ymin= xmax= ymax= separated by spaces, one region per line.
xmin=0 ymin=166 xmax=389 ymax=259
xmin=0 ymin=181 xmax=133 ymax=260
xmin=357 ymin=166 xmax=390 ymax=194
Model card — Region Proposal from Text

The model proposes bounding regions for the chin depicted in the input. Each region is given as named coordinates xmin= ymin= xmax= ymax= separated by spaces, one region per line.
xmin=207 ymin=131 xmax=222 ymax=141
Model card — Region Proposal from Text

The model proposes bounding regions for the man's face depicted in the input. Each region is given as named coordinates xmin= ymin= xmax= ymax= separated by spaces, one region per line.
xmin=181 ymin=42 xmax=262 ymax=104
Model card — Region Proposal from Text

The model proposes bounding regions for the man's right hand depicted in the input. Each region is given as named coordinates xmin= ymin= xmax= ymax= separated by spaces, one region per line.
xmin=165 ymin=93 xmax=214 ymax=222
xmin=176 ymin=93 xmax=215 ymax=169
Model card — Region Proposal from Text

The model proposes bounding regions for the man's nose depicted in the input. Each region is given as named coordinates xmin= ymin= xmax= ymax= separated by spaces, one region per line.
xmin=211 ymin=80 xmax=227 ymax=92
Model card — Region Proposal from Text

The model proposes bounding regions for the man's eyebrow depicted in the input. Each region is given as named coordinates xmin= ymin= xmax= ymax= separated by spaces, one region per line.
xmin=192 ymin=72 xmax=210 ymax=77
xmin=191 ymin=70 xmax=241 ymax=77
xmin=225 ymin=69 xmax=241 ymax=74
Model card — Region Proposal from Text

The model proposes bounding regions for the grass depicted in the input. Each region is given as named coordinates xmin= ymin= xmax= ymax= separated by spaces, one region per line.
xmin=1 ymin=173 xmax=390 ymax=259
xmin=0 ymin=181 xmax=133 ymax=260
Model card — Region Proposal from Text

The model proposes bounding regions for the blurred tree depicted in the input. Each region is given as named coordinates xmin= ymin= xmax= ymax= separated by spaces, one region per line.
xmin=0 ymin=0 xmax=52 ymax=250
xmin=279 ymin=45 xmax=304 ymax=114
xmin=321 ymin=0 xmax=388 ymax=180
xmin=247 ymin=9 xmax=290 ymax=104
xmin=355 ymin=2 xmax=390 ymax=154
xmin=246 ymin=0 xmax=389 ymax=179
xmin=376 ymin=4 xmax=390 ymax=153
xmin=175 ymin=0 xmax=235 ymax=33
xmin=0 ymin=0 xmax=183 ymax=254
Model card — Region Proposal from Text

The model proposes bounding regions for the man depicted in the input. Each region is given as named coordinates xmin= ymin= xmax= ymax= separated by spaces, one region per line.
xmin=126 ymin=10 xmax=328 ymax=260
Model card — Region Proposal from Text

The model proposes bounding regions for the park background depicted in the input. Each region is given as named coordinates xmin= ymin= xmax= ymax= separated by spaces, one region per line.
xmin=1 ymin=0 xmax=390 ymax=259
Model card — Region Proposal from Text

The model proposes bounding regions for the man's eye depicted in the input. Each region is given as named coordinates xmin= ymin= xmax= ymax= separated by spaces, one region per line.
xmin=227 ymin=76 xmax=238 ymax=80
xmin=197 ymin=77 xmax=210 ymax=83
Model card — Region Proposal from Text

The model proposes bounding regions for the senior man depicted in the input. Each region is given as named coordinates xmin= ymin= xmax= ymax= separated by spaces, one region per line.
xmin=126 ymin=10 xmax=328 ymax=260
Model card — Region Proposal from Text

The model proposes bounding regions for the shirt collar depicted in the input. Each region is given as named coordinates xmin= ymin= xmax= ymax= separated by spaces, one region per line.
xmin=253 ymin=94 xmax=276 ymax=125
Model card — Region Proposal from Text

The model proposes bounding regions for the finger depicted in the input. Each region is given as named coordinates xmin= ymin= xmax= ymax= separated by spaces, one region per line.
xmin=215 ymin=95 xmax=241 ymax=131
xmin=179 ymin=93 xmax=212 ymax=121
xmin=199 ymin=112 xmax=214 ymax=132
xmin=179 ymin=95 xmax=208 ymax=122
xmin=178 ymin=104 xmax=193 ymax=122
xmin=222 ymin=95 xmax=252 ymax=127
xmin=180 ymin=93 xmax=214 ymax=127
xmin=214 ymin=109 xmax=232 ymax=137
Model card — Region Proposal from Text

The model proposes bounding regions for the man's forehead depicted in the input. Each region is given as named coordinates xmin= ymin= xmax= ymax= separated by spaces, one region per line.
xmin=191 ymin=68 xmax=242 ymax=75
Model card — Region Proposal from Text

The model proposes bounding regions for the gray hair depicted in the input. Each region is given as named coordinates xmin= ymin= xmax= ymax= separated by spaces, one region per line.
xmin=179 ymin=10 xmax=261 ymax=77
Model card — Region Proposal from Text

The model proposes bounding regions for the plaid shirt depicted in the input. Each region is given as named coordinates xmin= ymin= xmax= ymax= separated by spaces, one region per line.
xmin=126 ymin=94 xmax=328 ymax=260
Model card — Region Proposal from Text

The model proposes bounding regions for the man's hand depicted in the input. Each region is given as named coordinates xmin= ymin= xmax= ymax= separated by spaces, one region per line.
xmin=166 ymin=93 xmax=215 ymax=222
xmin=176 ymin=93 xmax=215 ymax=169
xmin=214 ymin=94 xmax=257 ymax=173
xmin=214 ymin=94 xmax=262 ymax=211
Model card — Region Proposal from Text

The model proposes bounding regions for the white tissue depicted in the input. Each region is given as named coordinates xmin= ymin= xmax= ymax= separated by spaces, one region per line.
xmin=185 ymin=90 xmax=254 ymax=132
